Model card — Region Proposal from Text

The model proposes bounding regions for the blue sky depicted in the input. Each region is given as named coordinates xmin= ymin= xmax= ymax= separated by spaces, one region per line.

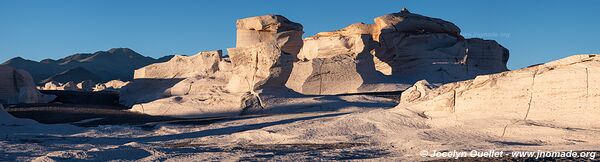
xmin=1 ymin=0 xmax=598 ymax=69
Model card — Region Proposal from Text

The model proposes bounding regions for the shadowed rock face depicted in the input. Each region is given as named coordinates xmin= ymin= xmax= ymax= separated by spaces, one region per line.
xmin=0 ymin=65 xmax=55 ymax=105
xmin=286 ymin=9 xmax=509 ymax=95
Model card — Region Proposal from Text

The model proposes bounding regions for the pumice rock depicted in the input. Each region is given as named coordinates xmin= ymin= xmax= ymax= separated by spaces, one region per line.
xmin=0 ymin=65 xmax=56 ymax=105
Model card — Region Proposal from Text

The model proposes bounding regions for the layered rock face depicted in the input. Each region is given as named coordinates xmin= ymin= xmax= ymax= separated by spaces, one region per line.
xmin=373 ymin=10 xmax=509 ymax=83
xmin=287 ymin=9 xmax=509 ymax=94
xmin=287 ymin=23 xmax=401 ymax=94
xmin=229 ymin=15 xmax=303 ymax=93
xmin=2 ymin=48 xmax=162 ymax=84
xmin=0 ymin=65 xmax=55 ymax=105
xmin=93 ymin=80 xmax=129 ymax=92
xmin=235 ymin=15 xmax=304 ymax=55
xmin=397 ymin=54 xmax=600 ymax=134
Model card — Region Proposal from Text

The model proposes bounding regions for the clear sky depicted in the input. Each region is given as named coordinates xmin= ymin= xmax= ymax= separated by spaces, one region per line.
xmin=1 ymin=0 xmax=598 ymax=69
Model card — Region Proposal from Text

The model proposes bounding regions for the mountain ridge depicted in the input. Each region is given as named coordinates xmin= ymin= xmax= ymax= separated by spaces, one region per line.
xmin=1 ymin=48 xmax=175 ymax=84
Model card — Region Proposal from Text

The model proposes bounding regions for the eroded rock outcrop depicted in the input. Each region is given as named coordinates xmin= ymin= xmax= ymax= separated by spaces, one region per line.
xmin=236 ymin=15 xmax=304 ymax=55
xmin=397 ymin=54 xmax=600 ymax=135
xmin=134 ymin=50 xmax=222 ymax=79
xmin=373 ymin=9 xmax=508 ymax=82
xmin=76 ymin=80 xmax=95 ymax=92
xmin=120 ymin=51 xmax=232 ymax=108
xmin=287 ymin=9 xmax=509 ymax=95
xmin=93 ymin=80 xmax=129 ymax=92
xmin=226 ymin=43 xmax=295 ymax=93
xmin=0 ymin=65 xmax=55 ymax=105
xmin=121 ymin=15 xmax=303 ymax=118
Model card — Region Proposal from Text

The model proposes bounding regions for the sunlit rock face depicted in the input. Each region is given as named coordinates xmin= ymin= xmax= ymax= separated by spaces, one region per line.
xmin=133 ymin=50 xmax=222 ymax=79
xmin=0 ymin=65 xmax=55 ymax=105
xmin=227 ymin=15 xmax=303 ymax=94
xmin=287 ymin=9 xmax=509 ymax=95
xmin=93 ymin=80 xmax=129 ymax=92
xmin=235 ymin=15 xmax=304 ymax=55
xmin=397 ymin=54 xmax=600 ymax=129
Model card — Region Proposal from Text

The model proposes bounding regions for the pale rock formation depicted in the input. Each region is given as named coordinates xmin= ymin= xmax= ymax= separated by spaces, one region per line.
xmin=61 ymin=82 xmax=78 ymax=91
xmin=42 ymin=81 xmax=62 ymax=90
xmin=236 ymin=15 xmax=304 ymax=55
xmin=134 ymin=50 xmax=222 ymax=79
xmin=372 ymin=10 xmax=508 ymax=83
xmin=127 ymin=74 xmax=241 ymax=118
xmin=121 ymin=50 xmax=242 ymax=118
xmin=397 ymin=54 xmax=600 ymax=136
xmin=123 ymin=15 xmax=303 ymax=118
xmin=288 ymin=23 xmax=403 ymax=94
xmin=93 ymin=80 xmax=129 ymax=92
xmin=0 ymin=65 xmax=55 ymax=105
xmin=76 ymin=80 xmax=95 ymax=91
xmin=120 ymin=50 xmax=231 ymax=106
xmin=287 ymin=9 xmax=508 ymax=95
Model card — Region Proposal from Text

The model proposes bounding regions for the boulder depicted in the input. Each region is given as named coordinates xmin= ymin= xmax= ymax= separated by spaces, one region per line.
xmin=76 ymin=80 xmax=96 ymax=91
xmin=61 ymin=81 xmax=78 ymax=91
xmin=397 ymin=54 xmax=600 ymax=130
xmin=2 ymin=48 xmax=160 ymax=84
xmin=93 ymin=80 xmax=129 ymax=92
xmin=41 ymin=81 xmax=62 ymax=90
xmin=0 ymin=65 xmax=55 ymax=105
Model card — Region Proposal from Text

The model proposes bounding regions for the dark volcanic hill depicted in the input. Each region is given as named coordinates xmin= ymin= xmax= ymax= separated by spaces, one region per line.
xmin=41 ymin=67 xmax=103 ymax=84
xmin=2 ymin=48 xmax=172 ymax=84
